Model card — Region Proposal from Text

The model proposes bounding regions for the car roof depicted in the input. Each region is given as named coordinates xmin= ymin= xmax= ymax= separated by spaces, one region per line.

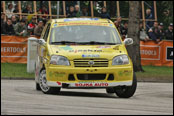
xmin=48 ymin=17 xmax=111 ymax=24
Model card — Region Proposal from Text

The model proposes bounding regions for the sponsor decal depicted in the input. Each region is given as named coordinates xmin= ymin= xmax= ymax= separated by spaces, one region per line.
xmin=57 ymin=22 xmax=109 ymax=27
xmin=96 ymin=46 xmax=111 ymax=49
xmin=118 ymin=71 xmax=123 ymax=77
xmin=69 ymin=49 xmax=103 ymax=53
xmin=54 ymin=72 xmax=65 ymax=77
xmin=113 ymin=46 xmax=119 ymax=50
xmin=140 ymin=45 xmax=160 ymax=60
xmin=59 ymin=46 xmax=73 ymax=50
xmin=1 ymin=47 xmax=27 ymax=53
xmin=54 ymin=24 xmax=58 ymax=27
xmin=118 ymin=70 xmax=132 ymax=76
xmin=75 ymin=82 xmax=108 ymax=87
xmin=57 ymin=81 xmax=61 ymax=85
xmin=82 ymin=54 xmax=100 ymax=58
xmin=64 ymin=18 xmax=99 ymax=22
xmin=49 ymin=71 xmax=65 ymax=77
xmin=166 ymin=47 xmax=173 ymax=61
xmin=141 ymin=50 xmax=157 ymax=56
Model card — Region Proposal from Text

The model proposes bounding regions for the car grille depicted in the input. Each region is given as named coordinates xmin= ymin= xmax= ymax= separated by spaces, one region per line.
xmin=74 ymin=58 xmax=108 ymax=67
xmin=77 ymin=74 xmax=106 ymax=80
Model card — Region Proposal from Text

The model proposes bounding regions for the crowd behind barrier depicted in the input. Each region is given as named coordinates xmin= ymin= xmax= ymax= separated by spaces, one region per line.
xmin=1 ymin=3 xmax=173 ymax=41
xmin=1 ymin=35 xmax=173 ymax=66
xmin=1 ymin=3 xmax=173 ymax=66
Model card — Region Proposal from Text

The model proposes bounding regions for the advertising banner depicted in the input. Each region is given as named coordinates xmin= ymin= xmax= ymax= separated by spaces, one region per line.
xmin=140 ymin=40 xmax=173 ymax=66
xmin=162 ymin=41 xmax=173 ymax=66
xmin=1 ymin=36 xmax=28 ymax=63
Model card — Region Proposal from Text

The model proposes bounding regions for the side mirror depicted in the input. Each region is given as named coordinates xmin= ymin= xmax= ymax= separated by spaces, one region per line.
xmin=37 ymin=39 xmax=46 ymax=46
xmin=123 ymin=38 xmax=133 ymax=45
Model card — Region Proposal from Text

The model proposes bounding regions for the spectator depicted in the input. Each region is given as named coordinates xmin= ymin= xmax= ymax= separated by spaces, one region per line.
xmin=11 ymin=15 xmax=17 ymax=26
xmin=1 ymin=13 xmax=6 ymax=23
xmin=139 ymin=22 xmax=150 ymax=41
xmin=67 ymin=6 xmax=76 ymax=18
xmin=14 ymin=19 xmax=28 ymax=37
xmin=4 ymin=18 xmax=15 ymax=35
xmin=165 ymin=23 xmax=173 ymax=40
xmin=39 ymin=5 xmax=49 ymax=19
xmin=1 ymin=13 xmax=6 ymax=34
xmin=114 ymin=16 xmax=123 ymax=33
xmin=6 ymin=3 xmax=14 ymax=18
xmin=13 ymin=4 xmax=20 ymax=18
xmin=21 ymin=16 xmax=29 ymax=25
xmin=13 ymin=4 xmax=19 ymax=13
xmin=22 ymin=4 xmax=33 ymax=14
xmin=114 ymin=21 xmax=121 ymax=34
xmin=28 ymin=17 xmax=37 ymax=35
xmin=145 ymin=8 xmax=153 ymax=31
xmin=148 ymin=21 xmax=162 ymax=43
xmin=1 ymin=2 xmax=4 ymax=12
xmin=100 ymin=7 xmax=110 ymax=19
xmin=80 ymin=7 xmax=88 ymax=16
xmin=158 ymin=23 xmax=165 ymax=40
xmin=116 ymin=16 xmax=122 ymax=26
xmin=120 ymin=22 xmax=128 ymax=40
xmin=34 ymin=20 xmax=44 ymax=37
xmin=74 ymin=5 xmax=81 ymax=17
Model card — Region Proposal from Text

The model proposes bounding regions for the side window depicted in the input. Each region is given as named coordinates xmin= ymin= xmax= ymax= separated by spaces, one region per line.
xmin=43 ymin=23 xmax=51 ymax=41
xmin=40 ymin=23 xmax=48 ymax=39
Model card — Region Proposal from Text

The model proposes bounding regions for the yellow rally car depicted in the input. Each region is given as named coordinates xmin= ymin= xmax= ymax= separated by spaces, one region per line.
xmin=35 ymin=18 xmax=137 ymax=98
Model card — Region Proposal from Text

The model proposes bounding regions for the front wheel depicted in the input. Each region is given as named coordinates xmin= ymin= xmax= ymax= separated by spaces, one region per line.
xmin=36 ymin=83 xmax=41 ymax=91
xmin=106 ymin=87 xmax=115 ymax=94
xmin=114 ymin=73 xmax=137 ymax=98
xmin=39 ymin=69 xmax=61 ymax=94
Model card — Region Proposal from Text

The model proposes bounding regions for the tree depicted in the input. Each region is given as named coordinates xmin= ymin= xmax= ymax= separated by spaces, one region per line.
xmin=157 ymin=1 xmax=173 ymax=30
xmin=127 ymin=1 xmax=144 ymax=72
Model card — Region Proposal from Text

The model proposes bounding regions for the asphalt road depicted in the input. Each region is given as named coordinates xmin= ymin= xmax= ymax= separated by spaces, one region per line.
xmin=1 ymin=80 xmax=173 ymax=115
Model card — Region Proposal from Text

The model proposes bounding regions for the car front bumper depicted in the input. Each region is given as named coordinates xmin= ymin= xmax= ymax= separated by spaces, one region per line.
xmin=46 ymin=65 xmax=133 ymax=88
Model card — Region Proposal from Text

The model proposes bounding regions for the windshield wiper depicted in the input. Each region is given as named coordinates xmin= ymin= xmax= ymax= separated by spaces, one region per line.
xmin=50 ymin=41 xmax=77 ymax=45
xmin=78 ymin=41 xmax=118 ymax=45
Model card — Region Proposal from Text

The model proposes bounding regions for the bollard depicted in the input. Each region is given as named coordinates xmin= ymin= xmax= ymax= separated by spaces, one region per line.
xmin=27 ymin=37 xmax=38 ymax=73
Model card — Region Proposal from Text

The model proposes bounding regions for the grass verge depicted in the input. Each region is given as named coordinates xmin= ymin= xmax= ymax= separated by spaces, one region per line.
xmin=1 ymin=63 xmax=173 ymax=82
xmin=136 ymin=65 xmax=173 ymax=82
xmin=1 ymin=63 xmax=34 ymax=78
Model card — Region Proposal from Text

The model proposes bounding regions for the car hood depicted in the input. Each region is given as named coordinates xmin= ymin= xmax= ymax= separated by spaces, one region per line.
xmin=48 ymin=44 xmax=127 ymax=60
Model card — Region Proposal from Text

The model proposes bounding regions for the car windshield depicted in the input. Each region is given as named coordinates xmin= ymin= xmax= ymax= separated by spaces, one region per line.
xmin=49 ymin=25 xmax=122 ymax=45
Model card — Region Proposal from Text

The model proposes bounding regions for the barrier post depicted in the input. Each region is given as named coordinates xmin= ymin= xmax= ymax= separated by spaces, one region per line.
xmin=116 ymin=1 xmax=120 ymax=17
xmin=27 ymin=37 xmax=38 ymax=73
xmin=90 ymin=1 xmax=94 ymax=17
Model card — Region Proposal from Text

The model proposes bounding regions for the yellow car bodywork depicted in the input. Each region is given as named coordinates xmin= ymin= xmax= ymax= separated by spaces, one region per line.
xmin=35 ymin=18 xmax=133 ymax=88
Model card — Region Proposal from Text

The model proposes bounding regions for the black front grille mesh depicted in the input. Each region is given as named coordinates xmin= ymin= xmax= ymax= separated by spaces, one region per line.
xmin=77 ymin=74 xmax=106 ymax=80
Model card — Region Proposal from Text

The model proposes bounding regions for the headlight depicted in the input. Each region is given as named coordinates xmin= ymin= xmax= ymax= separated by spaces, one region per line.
xmin=50 ymin=55 xmax=70 ymax=66
xmin=112 ymin=55 xmax=129 ymax=65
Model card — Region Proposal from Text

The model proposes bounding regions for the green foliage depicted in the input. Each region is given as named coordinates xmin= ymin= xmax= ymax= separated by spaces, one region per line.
xmin=157 ymin=1 xmax=173 ymax=30
xmin=1 ymin=63 xmax=34 ymax=78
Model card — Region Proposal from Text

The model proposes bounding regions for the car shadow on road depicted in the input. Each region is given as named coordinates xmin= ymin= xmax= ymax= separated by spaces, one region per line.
xmin=50 ymin=91 xmax=119 ymax=99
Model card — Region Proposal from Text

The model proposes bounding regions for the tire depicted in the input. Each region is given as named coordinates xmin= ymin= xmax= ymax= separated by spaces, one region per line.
xmin=106 ymin=87 xmax=115 ymax=94
xmin=114 ymin=73 xmax=137 ymax=98
xmin=36 ymin=83 xmax=41 ymax=91
xmin=39 ymin=69 xmax=61 ymax=94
